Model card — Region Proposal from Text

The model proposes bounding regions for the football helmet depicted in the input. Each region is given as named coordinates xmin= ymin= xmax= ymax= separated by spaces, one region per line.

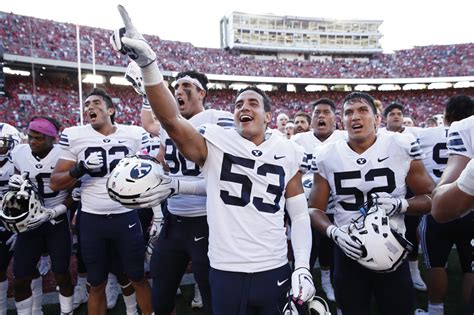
xmin=125 ymin=61 xmax=146 ymax=96
xmin=282 ymin=293 xmax=331 ymax=315
xmin=107 ymin=154 xmax=164 ymax=206
xmin=347 ymin=201 xmax=413 ymax=273
xmin=0 ymin=177 xmax=44 ymax=233
xmin=0 ymin=123 xmax=21 ymax=160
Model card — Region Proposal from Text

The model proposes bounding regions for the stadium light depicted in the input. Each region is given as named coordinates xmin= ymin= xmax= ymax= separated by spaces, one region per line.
xmin=3 ymin=67 xmax=30 ymax=76
xmin=378 ymin=84 xmax=401 ymax=91
xmin=256 ymin=84 xmax=274 ymax=92
xmin=403 ymin=83 xmax=426 ymax=91
xmin=110 ymin=76 xmax=132 ymax=86
xmin=82 ymin=74 xmax=105 ymax=84
xmin=229 ymin=83 xmax=250 ymax=90
xmin=453 ymin=81 xmax=474 ymax=88
xmin=287 ymin=84 xmax=296 ymax=92
xmin=354 ymin=84 xmax=376 ymax=91
xmin=428 ymin=82 xmax=452 ymax=90
xmin=305 ymin=85 xmax=328 ymax=92
xmin=208 ymin=83 xmax=227 ymax=90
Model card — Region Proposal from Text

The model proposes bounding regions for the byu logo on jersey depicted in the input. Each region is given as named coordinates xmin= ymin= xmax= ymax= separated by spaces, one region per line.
xmin=130 ymin=162 xmax=152 ymax=179
xmin=35 ymin=164 xmax=43 ymax=169
xmin=103 ymin=138 xmax=111 ymax=143
xmin=356 ymin=158 xmax=367 ymax=165
xmin=251 ymin=150 xmax=263 ymax=157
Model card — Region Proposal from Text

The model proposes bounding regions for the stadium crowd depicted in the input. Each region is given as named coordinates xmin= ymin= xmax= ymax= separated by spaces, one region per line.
xmin=1 ymin=11 xmax=473 ymax=78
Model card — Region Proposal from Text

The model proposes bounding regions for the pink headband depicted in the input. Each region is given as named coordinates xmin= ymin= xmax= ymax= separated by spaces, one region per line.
xmin=28 ymin=118 xmax=58 ymax=137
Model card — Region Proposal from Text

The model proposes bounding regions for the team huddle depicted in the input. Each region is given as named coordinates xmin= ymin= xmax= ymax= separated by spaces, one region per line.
xmin=0 ymin=5 xmax=473 ymax=315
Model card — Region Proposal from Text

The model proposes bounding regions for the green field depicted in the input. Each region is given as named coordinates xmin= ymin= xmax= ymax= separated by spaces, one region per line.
xmin=7 ymin=251 xmax=466 ymax=314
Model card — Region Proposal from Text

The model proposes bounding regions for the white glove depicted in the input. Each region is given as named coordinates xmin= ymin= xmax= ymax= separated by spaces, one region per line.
xmin=291 ymin=267 xmax=316 ymax=304
xmin=38 ymin=256 xmax=51 ymax=276
xmin=125 ymin=175 xmax=178 ymax=209
xmin=110 ymin=5 xmax=157 ymax=68
xmin=125 ymin=61 xmax=146 ymax=96
xmin=71 ymin=187 xmax=81 ymax=201
xmin=84 ymin=151 xmax=104 ymax=170
xmin=26 ymin=206 xmax=59 ymax=231
xmin=371 ymin=192 xmax=408 ymax=216
xmin=8 ymin=174 xmax=25 ymax=190
xmin=6 ymin=233 xmax=17 ymax=251
xmin=327 ymin=224 xmax=363 ymax=260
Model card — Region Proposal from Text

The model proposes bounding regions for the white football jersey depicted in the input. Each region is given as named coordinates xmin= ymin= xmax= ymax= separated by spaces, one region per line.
xmin=417 ymin=126 xmax=449 ymax=182
xmin=0 ymin=160 xmax=15 ymax=198
xmin=11 ymin=144 xmax=68 ymax=208
xmin=160 ymin=109 xmax=234 ymax=217
xmin=147 ymin=134 xmax=161 ymax=158
xmin=292 ymin=130 xmax=347 ymax=213
xmin=378 ymin=126 xmax=421 ymax=138
xmin=312 ymin=132 xmax=423 ymax=234
xmin=447 ymin=115 xmax=474 ymax=159
xmin=201 ymin=124 xmax=305 ymax=272
xmin=59 ymin=124 xmax=150 ymax=215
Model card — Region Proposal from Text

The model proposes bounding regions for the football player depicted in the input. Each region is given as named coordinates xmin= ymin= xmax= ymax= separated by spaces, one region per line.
xmin=293 ymin=111 xmax=311 ymax=135
xmin=49 ymin=88 xmax=153 ymax=315
xmin=8 ymin=117 xmax=74 ymax=315
xmin=292 ymin=98 xmax=346 ymax=302
xmin=0 ymin=123 xmax=21 ymax=315
xmin=309 ymin=92 xmax=435 ymax=315
xmin=111 ymin=6 xmax=315 ymax=314
xmin=381 ymin=102 xmax=426 ymax=291
xmin=416 ymin=95 xmax=474 ymax=315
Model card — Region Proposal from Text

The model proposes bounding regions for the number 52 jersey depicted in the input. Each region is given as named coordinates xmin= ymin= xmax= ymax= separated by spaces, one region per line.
xmin=312 ymin=132 xmax=423 ymax=234
xmin=200 ymin=124 xmax=305 ymax=273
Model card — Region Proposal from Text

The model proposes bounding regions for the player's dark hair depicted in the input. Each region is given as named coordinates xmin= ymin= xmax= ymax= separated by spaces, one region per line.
xmin=383 ymin=102 xmax=405 ymax=118
xmin=294 ymin=111 xmax=311 ymax=125
xmin=30 ymin=116 xmax=61 ymax=133
xmin=444 ymin=95 xmax=474 ymax=125
xmin=343 ymin=92 xmax=377 ymax=114
xmin=86 ymin=88 xmax=115 ymax=124
xmin=235 ymin=86 xmax=272 ymax=112
xmin=312 ymin=98 xmax=336 ymax=113
xmin=176 ymin=70 xmax=209 ymax=103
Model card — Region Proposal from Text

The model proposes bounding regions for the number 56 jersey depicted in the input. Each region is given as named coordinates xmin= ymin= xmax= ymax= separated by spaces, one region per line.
xmin=312 ymin=132 xmax=423 ymax=234
xmin=200 ymin=124 xmax=305 ymax=273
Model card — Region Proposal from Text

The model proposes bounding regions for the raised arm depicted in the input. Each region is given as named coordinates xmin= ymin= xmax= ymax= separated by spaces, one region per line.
xmin=111 ymin=5 xmax=207 ymax=166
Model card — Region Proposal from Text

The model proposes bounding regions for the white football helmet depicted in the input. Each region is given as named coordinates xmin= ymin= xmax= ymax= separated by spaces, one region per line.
xmin=348 ymin=201 xmax=414 ymax=273
xmin=0 ymin=123 xmax=21 ymax=160
xmin=282 ymin=293 xmax=331 ymax=315
xmin=125 ymin=61 xmax=146 ymax=96
xmin=0 ymin=178 xmax=44 ymax=233
xmin=107 ymin=154 xmax=164 ymax=206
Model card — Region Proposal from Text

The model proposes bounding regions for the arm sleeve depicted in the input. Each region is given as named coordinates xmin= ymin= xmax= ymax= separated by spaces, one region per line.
xmin=286 ymin=193 xmax=312 ymax=269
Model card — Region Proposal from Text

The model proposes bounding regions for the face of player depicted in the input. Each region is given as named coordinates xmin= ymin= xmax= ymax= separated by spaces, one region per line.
xmin=343 ymin=100 xmax=377 ymax=147
xmin=174 ymin=80 xmax=205 ymax=119
xmin=312 ymin=104 xmax=336 ymax=140
xmin=285 ymin=125 xmax=295 ymax=139
xmin=84 ymin=95 xmax=114 ymax=130
xmin=277 ymin=115 xmax=288 ymax=133
xmin=294 ymin=116 xmax=310 ymax=134
xmin=403 ymin=117 xmax=415 ymax=127
xmin=386 ymin=108 xmax=404 ymax=131
xmin=234 ymin=90 xmax=271 ymax=145
xmin=28 ymin=130 xmax=54 ymax=158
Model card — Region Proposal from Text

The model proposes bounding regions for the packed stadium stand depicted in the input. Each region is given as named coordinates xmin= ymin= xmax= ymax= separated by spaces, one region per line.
xmin=1 ymin=11 xmax=473 ymax=78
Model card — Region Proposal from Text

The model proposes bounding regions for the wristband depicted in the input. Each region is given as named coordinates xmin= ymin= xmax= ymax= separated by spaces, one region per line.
xmin=326 ymin=225 xmax=336 ymax=239
xmin=142 ymin=97 xmax=151 ymax=111
xmin=69 ymin=161 xmax=87 ymax=179
xmin=141 ymin=62 xmax=163 ymax=86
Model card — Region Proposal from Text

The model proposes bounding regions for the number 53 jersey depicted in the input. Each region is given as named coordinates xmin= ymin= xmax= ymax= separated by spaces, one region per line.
xmin=312 ymin=132 xmax=423 ymax=234
xmin=200 ymin=124 xmax=305 ymax=273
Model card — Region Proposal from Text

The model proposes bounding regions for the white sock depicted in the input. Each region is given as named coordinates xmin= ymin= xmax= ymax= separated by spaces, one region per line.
xmin=321 ymin=269 xmax=331 ymax=284
xmin=0 ymin=280 xmax=8 ymax=315
xmin=409 ymin=260 xmax=420 ymax=274
xmin=59 ymin=294 xmax=73 ymax=314
xmin=31 ymin=277 xmax=42 ymax=315
xmin=15 ymin=296 xmax=33 ymax=315
xmin=108 ymin=273 xmax=117 ymax=284
xmin=428 ymin=303 xmax=444 ymax=315
xmin=123 ymin=292 xmax=138 ymax=315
